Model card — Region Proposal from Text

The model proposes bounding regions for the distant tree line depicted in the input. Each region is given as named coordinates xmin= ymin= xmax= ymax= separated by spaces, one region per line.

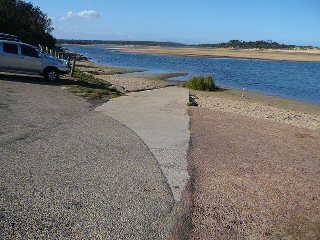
xmin=58 ymin=39 xmax=317 ymax=50
xmin=0 ymin=0 xmax=55 ymax=47
xmin=198 ymin=40 xmax=315 ymax=49
xmin=57 ymin=39 xmax=185 ymax=47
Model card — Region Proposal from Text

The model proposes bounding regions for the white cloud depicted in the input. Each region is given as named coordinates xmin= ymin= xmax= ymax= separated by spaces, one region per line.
xmin=61 ymin=10 xmax=99 ymax=21
xmin=116 ymin=32 xmax=128 ymax=36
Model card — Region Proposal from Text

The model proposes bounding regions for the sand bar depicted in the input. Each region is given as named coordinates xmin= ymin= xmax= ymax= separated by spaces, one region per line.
xmin=111 ymin=46 xmax=320 ymax=62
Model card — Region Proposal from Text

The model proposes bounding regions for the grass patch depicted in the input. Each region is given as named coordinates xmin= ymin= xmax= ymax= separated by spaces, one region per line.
xmin=66 ymin=69 xmax=122 ymax=100
xmin=67 ymin=85 xmax=120 ymax=100
xmin=183 ymin=76 xmax=219 ymax=91
xmin=72 ymin=69 xmax=110 ymax=87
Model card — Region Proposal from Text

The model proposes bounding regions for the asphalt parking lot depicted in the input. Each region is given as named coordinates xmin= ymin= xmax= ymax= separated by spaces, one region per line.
xmin=0 ymin=74 xmax=175 ymax=239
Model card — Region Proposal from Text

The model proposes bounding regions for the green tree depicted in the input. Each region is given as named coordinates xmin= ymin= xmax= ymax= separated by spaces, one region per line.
xmin=0 ymin=0 xmax=55 ymax=47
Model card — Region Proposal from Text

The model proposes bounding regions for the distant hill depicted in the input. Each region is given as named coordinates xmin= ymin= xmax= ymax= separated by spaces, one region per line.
xmin=57 ymin=39 xmax=318 ymax=50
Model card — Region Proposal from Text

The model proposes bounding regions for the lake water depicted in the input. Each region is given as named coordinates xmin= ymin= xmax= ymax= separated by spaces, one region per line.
xmin=65 ymin=45 xmax=320 ymax=104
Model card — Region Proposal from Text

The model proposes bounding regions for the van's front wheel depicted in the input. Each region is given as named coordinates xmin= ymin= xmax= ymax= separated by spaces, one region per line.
xmin=44 ymin=68 xmax=59 ymax=81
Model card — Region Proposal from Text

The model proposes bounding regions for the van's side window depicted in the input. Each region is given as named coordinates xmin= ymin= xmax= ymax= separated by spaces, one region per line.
xmin=21 ymin=45 xmax=39 ymax=58
xmin=3 ymin=43 xmax=18 ymax=54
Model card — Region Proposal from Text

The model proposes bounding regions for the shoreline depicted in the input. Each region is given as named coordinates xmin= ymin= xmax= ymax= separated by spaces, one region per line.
xmin=73 ymin=57 xmax=319 ymax=131
xmin=109 ymin=46 xmax=320 ymax=62
xmin=64 ymin=46 xmax=320 ymax=104
xmin=76 ymin=58 xmax=320 ymax=110
xmin=75 ymin=59 xmax=184 ymax=92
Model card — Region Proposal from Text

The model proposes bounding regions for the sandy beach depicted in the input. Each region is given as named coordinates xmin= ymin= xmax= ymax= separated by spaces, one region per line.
xmin=192 ymin=89 xmax=320 ymax=131
xmin=111 ymin=46 xmax=320 ymax=62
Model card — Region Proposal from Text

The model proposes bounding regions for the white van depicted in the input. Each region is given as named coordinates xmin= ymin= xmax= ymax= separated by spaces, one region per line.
xmin=0 ymin=40 xmax=70 ymax=81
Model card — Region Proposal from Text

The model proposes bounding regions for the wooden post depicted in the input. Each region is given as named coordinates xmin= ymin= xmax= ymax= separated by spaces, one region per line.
xmin=49 ymin=49 xmax=53 ymax=55
xmin=46 ymin=47 xmax=49 ymax=53
xmin=70 ymin=58 xmax=76 ymax=77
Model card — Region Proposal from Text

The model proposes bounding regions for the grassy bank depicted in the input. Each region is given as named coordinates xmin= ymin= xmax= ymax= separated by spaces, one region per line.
xmin=65 ymin=69 xmax=122 ymax=101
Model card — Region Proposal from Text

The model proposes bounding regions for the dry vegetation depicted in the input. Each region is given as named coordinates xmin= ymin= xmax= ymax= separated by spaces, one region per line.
xmin=65 ymin=69 xmax=121 ymax=101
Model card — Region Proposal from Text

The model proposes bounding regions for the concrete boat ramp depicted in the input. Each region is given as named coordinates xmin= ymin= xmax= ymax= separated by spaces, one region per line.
xmin=97 ymin=86 xmax=190 ymax=202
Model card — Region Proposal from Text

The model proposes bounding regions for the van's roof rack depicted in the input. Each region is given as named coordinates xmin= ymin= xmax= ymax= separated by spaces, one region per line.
xmin=0 ymin=33 xmax=21 ymax=42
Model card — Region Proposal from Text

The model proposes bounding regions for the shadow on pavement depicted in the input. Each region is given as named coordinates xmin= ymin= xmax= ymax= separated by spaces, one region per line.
xmin=0 ymin=73 xmax=105 ymax=89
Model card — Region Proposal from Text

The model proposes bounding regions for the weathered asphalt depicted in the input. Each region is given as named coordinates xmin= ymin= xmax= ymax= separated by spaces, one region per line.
xmin=96 ymin=87 xmax=190 ymax=202
xmin=0 ymin=75 xmax=175 ymax=239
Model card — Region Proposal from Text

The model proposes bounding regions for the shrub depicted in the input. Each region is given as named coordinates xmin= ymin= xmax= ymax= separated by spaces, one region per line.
xmin=183 ymin=76 xmax=218 ymax=91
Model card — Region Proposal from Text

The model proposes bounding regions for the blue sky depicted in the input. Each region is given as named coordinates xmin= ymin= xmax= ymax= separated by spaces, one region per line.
xmin=28 ymin=0 xmax=320 ymax=46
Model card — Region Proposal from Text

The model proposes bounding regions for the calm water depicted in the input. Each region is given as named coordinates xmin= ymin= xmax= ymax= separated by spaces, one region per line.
xmin=65 ymin=45 xmax=320 ymax=104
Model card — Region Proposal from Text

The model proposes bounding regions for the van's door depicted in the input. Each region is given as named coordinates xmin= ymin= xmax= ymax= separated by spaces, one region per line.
xmin=0 ymin=42 xmax=20 ymax=71
xmin=19 ymin=45 xmax=43 ymax=73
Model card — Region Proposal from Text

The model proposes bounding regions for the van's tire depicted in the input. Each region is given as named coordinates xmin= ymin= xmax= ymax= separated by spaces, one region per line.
xmin=44 ymin=68 xmax=59 ymax=81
